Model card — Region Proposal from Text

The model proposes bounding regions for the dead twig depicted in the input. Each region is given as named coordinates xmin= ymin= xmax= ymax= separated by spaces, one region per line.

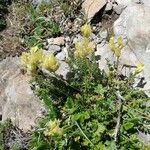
xmin=113 ymin=91 xmax=125 ymax=143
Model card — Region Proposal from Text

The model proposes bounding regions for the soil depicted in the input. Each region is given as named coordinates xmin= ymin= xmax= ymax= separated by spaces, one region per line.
xmin=0 ymin=1 xmax=118 ymax=62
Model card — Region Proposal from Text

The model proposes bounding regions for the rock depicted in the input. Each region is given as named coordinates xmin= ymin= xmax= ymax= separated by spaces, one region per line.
xmin=105 ymin=1 xmax=113 ymax=11
xmin=73 ymin=34 xmax=82 ymax=44
xmin=73 ymin=38 xmax=79 ymax=44
xmin=56 ymin=51 xmax=66 ymax=61
xmin=138 ymin=131 xmax=150 ymax=145
xmin=65 ymin=36 xmax=71 ymax=42
xmin=142 ymin=0 xmax=150 ymax=6
xmin=55 ymin=61 xmax=70 ymax=80
xmin=82 ymin=0 xmax=107 ymax=21
xmin=113 ymin=0 xmax=140 ymax=14
xmin=63 ymin=46 xmax=69 ymax=59
xmin=47 ymin=45 xmax=61 ymax=54
xmin=47 ymin=37 xmax=65 ymax=46
xmin=0 ymin=57 xmax=44 ymax=132
xmin=95 ymin=37 xmax=103 ymax=44
xmin=99 ymin=30 xmax=108 ymax=39
xmin=114 ymin=4 xmax=150 ymax=96
xmin=95 ymin=43 xmax=115 ymax=71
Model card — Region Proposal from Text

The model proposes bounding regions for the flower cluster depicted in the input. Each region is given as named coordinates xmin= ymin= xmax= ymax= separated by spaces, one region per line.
xmin=135 ymin=63 xmax=145 ymax=74
xmin=21 ymin=46 xmax=44 ymax=74
xmin=81 ymin=23 xmax=92 ymax=38
xmin=21 ymin=46 xmax=59 ymax=74
xmin=74 ymin=24 xmax=95 ymax=58
xmin=44 ymin=119 xmax=63 ymax=137
xmin=109 ymin=37 xmax=125 ymax=58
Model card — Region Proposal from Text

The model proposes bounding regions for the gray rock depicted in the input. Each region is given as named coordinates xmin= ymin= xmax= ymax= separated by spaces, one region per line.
xmin=63 ymin=46 xmax=69 ymax=59
xmin=0 ymin=57 xmax=44 ymax=132
xmin=91 ymin=33 xmax=97 ymax=40
xmin=55 ymin=61 xmax=70 ymax=80
xmin=114 ymin=4 xmax=150 ymax=96
xmin=142 ymin=0 xmax=150 ymax=6
xmin=99 ymin=30 xmax=108 ymax=39
xmin=56 ymin=51 xmax=66 ymax=61
xmin=138 ymin=131 xmax=150 ymax=145
xmin=65 ymin=36 xmax=71 ymax=42
xmin=47 ymin=45 xmax=61 ymax=53
xmin=73 ymin=38 xmax=79 ymax=44
xmin=95 ymin=43 xmax=115 ymax=71
xmin=113 ymin=0 xmax=140 ymax=14
xmin=73 ymin=34 xmax=82 ymax=44
xmin=105 ymin=2 xmax=113 ymax=11
xmin=95 ymin=37 xmax=103 ymax=44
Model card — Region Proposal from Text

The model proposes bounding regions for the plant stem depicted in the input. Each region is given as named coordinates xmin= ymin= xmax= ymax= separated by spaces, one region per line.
xmin=75 ymin=121 xmax=95 ymax=147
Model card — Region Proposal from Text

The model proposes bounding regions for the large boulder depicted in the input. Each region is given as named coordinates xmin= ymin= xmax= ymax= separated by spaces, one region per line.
xmin=114 ymin=4 xmax=150 ymax=95
xmin=113 ymin=0 xmax=140 ymax=14
xmin=0 ymin=57 xmax=44 ymax=132
xmin=82 ymin=0 xmax=107 ymax=21
xmin=142 ymin=0 xmax=150 ymax=6
xmin=112 ymin=0 xmax=150 ymax=14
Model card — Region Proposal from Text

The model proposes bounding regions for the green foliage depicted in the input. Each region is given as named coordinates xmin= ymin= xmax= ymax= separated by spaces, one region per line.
xmin=0 ymin=122 xmax=23 ymax=150
xmin=15 ymin=1 xmax=60 ymax=48
xmin=0 ymin=119 xmax=31 ymax=150
xmin=29 ymin=52 xmax=150 ymax=149
xmin=0 ymin=120 xmax=12 ymax=150
xmin=55 ymin=0 xmax=82 ymax=18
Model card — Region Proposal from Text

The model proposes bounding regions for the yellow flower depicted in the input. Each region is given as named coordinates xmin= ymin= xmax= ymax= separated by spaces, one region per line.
xmin=21 ymin=52 xmax=30 ymax=66
xmin=44 ymin=119 xmax=63 ymax=136
xmin=117 ymin=37 xmax=125 ymax=49
xmin=42 ymin=53 xmax=59 ymax=72
xmin=109 ymin=37 xmax=125 ymax=58
xmin=135 ymin=63 xmax=145 ymax=74
xmin=114 ymin=47 xmax=122 ymax=58
xmin=21 ymin=46 xmax=44 ymax=74
xmin=81 ymin=24 xmax=92 ymax=38
xmin=74 ymin=38 xmax=95 ymax=58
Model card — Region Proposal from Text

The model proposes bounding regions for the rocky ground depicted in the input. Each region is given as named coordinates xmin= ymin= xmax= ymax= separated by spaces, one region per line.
xmin=0 ymin=0 xmax=150 ymax=149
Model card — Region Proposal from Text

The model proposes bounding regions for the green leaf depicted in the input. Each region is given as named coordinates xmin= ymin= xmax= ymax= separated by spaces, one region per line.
xmin=105 ymin=141 xmax=117 ymax=150
xmin=94 ymin=123 xmax=106 ymax=136
xmin=72 ymin=112 xmax=90 ymax=123
xmin=123 ymin=122 xmax=134 ymax=130
xmin=37 ymin=143 xmax=51 ymax=150
xmin=94 ymin=84 xmax=106 ymax=96
xmin=34 ymin=26 xmax=44 ymax=36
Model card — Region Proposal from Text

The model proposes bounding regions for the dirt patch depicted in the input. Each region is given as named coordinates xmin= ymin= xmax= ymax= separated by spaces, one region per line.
xmin=0 ymin=2 xmax=25 ymax=61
